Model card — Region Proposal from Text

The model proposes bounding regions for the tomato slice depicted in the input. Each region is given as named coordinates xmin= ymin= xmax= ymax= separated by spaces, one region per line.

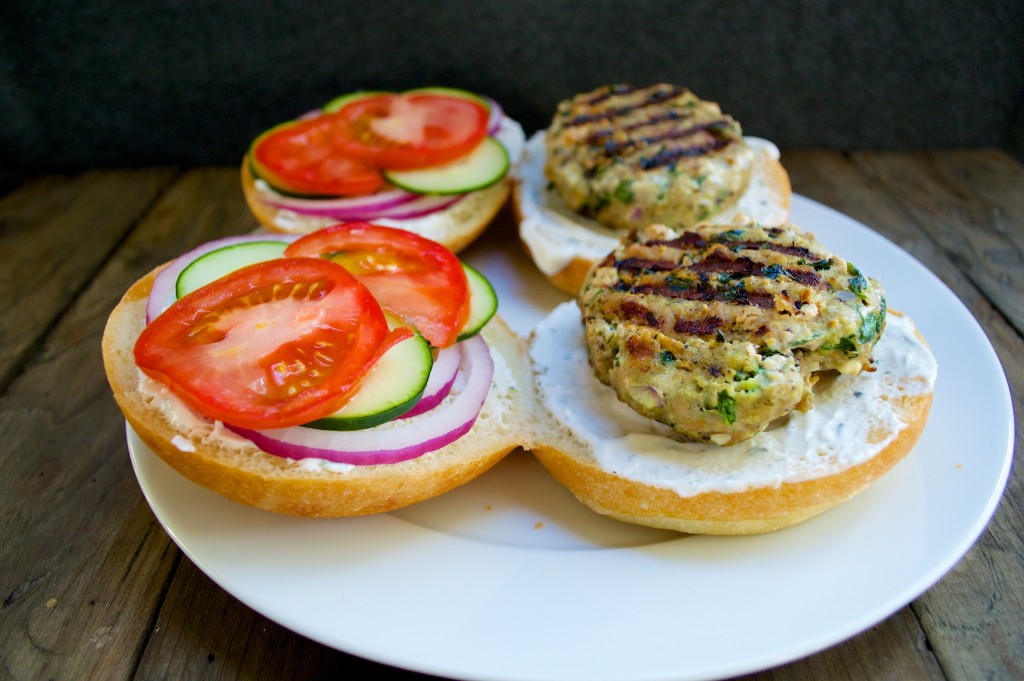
xmin=135 ymin=258 xmax=411 ymax=429
xmin=285 ymin=223 xmax=470 ymax=348
xmin=331 ymin=93 xmax=489 ymax=170
xmin=251 ymin=118 xmax=386 ymax=197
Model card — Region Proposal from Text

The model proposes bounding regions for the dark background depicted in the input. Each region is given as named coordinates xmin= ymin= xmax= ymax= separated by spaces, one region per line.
xmin=2 ymin=1 xmax=1022 ymax=193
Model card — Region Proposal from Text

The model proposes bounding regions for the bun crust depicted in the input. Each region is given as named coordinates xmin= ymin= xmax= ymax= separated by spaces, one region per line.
xmin=512 ymin=134 xmax=792 ymax=295
xmin=524 ymin=305 xmax=936 ymax=535
xmin=103 ymin=266 xmax=530 ymax=517
xmin=241 ymin=157 xmax=512 ymax=254
xmin=530 ymin=390 xmax=931 ymax=534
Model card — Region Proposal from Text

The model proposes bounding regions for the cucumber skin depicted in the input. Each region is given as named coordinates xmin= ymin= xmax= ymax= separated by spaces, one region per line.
xmin=321 ymin=90 xmax=390 ymax=114
xmin=305 ymin=326 xmax=434 ymax=432
xmin=383 ymin=137 xmax=509 ymax=196
xmin=457 ymin=263 xmax=497 ymax=341
xmin=176 ymin=241 xmax=289 ymax=298
xmin=323 ymin=87 xmax=490 ymax=115
xmin=303 ymin=387 xmax=425 ymax=431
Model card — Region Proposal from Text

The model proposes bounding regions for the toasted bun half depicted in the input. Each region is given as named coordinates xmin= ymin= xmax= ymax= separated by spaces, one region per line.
xmin=512 ymin=132 xmax=792 ymax=294
xmin=102 ymin=266 xmax=531 ymax=518
xmin=241 ymin=158 xmax=513 ymax=254
xmin=524 ymin=302 xmax=936 ymax=535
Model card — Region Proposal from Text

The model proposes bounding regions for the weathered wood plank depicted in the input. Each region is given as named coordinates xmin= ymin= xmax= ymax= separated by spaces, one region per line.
xmin=741 ymin=608 xmax=944 ymax=680
xmin=0 ymin=167 xmax=259 ymax=680
xmin=134 ymin=557 xmax=443 ymax=680
xmin=783 ymin=149 xmax=1024 ymax=681
xmin=0 ymin=169 xmax=179 ymax=392
xmin=848 ymin=149 xmax=1024 ymax=336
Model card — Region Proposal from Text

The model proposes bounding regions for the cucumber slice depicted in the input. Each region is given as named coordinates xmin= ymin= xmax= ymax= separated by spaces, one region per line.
xmin=457 ymin=263 xmax=497 ymax=340
xmin=383 ymin=137 xmax=509 ymax=196
xmin=324 ymin=88 xmax=490 ymax=114
xmin=321 ymin=90 xmax=389 ymax=114
xmin=402 ymin=86 xmax=491 ymax=111
xmin=176 ymin=240 xmax=289 ymax=298
xmin=305 ymin=323 xmax=433 ymax=431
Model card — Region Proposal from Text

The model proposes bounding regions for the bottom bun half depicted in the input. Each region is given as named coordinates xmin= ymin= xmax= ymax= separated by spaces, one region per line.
xmin=102 ymin=267 xmax=531 ymax=518
xmin=524 ymin=302 xmax=936 ymax=535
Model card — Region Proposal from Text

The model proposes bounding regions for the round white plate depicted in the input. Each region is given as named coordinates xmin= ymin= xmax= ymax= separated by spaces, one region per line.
xmin=128 ymin=195 xmax=1014 ymax=681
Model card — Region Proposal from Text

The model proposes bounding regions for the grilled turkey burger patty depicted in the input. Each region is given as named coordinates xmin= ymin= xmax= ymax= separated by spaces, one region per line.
xmin=545 ymin=83 xmax=755 ymax=231
xmin=579 ymin=218 xmax=887 ymax=446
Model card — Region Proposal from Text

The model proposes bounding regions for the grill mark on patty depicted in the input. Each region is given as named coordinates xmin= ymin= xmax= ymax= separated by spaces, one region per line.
xmin=584 ymin=110 xmax=696 ymax=145
xmin=637 ymin=137 xmax=735 ymax=169
xmin=624 ymin=335 xmax=655 ymax=360
xmin=674 ymin=315 xmax=722 ymax=336
xmin=647 ymin=232 xmax=819 ymax=259
xmin=592 ymin=227 xmax=828 ymax=343
xmin=614 ymin=250 xmax=822 ymax=287
xmin=689 ymin=252 xmax=823 ymax=287
xmin=615 ymin=281 xmax=777 ymax=309
xmin=640 ymin=232 xmax=826 ymax=280
xmin=577 ymin=83 xmax=642 ymax=107
xmin=733 ymin=241 xmax=817 ymax=259
xmin=619 ymin=299 xmax=662 ymax=328
xmin=781 ymin=268 xmax=823 ymax=286
xmin=562 ymin=85 xmax=687 ymax=128
xmin=616 ymin=257 xmax=679 ymax=273
xmin=594 ymin=120 xmax=734 ymax=157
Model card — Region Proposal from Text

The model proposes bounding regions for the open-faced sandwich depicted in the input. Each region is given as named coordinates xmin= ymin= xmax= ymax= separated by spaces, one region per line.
xmin=526 ymin=216 xmax=936 ymax=534
xmin=102 ymin=224 xmax=531 ymax=517
xmin=513 ymin=83 xmax=792 ymax=293
xmin=242 ymin=87 xmax=525 ymax=253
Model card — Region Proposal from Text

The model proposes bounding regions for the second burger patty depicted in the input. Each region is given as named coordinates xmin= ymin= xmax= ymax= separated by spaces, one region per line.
xmin=579 ymin=218 xmax=887 ymax=446
xmin=544 ymin=83 xmax=755 ymax=232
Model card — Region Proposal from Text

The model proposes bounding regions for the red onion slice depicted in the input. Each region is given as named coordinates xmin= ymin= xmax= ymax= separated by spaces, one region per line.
xmin=227 ymin=334 xmax=494 ymax=465
xmin=145 ymin=233 xmax=298 ymax=323
xmin=485 ymin=97 xmax=504 ymax=135
xmin=371 ymin=193 xmax=464 ymax=220
xmin=263 ymin=183 xmax=465 ymax=221
xmin=398 ymin=343 xmax=462 ymax=419
xmin=263 ymin=188 xmax=420 ymax=218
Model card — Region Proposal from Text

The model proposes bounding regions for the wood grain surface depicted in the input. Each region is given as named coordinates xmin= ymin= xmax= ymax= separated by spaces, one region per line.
xmin=1 ymin=151 xmax=1020 ymax=680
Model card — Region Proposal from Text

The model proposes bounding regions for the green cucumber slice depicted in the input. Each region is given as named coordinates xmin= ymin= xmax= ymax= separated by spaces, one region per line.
xmin=321 ymin=90 xmax=389 ymax=114
xmin=176 ymin=241 xmax=289 ymax=298
xmin=458 ymin=263 xmax=497 ymax=340
xmin=324 ymin=88 xmax=489 ymax=114
xmin=305 ymin=322 xmax=433 ymax=431
xmin=402 ymin=86 xmax=491 ymax=111
xmin=382 ymin=137 xmax=509 ymax=196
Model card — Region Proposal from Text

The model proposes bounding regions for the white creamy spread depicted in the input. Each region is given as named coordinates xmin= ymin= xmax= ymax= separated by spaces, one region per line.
xmin=530 ymin=302 xmax=937 ymax=496
xmin=512 ymin=132 xmax=789 ymax=276
xmin=138 ymin=371 xmax=253 ymax=450
xmin=256 ymin=116 xmax=527 ymax=238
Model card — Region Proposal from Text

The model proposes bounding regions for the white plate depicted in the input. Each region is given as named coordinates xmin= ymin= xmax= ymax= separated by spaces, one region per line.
xmin=128 ymin=195 xmax=1014 ymax=681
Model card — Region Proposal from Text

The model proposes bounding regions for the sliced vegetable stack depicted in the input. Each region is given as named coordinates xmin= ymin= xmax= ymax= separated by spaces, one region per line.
xmin=136 ymin=224 xmax=499 ymax=464
xmin=246 ymin=87 xmax=520 ymax=222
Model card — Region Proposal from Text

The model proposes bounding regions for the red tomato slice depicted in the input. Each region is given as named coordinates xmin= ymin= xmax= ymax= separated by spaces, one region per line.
xmin=285 ymin=223 xmax=470 ymax=348
xmin=251 ymin=118 xmax=386 ymax=197
xmin=331 ymin=93 xmax=489 ymax=170
xmin=135 ymin=258 xmax=411 ymax=429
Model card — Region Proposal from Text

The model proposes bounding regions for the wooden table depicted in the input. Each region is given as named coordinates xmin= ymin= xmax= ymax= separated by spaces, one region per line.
xmin=2 ymin=150 xmax=1021 ymax=680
